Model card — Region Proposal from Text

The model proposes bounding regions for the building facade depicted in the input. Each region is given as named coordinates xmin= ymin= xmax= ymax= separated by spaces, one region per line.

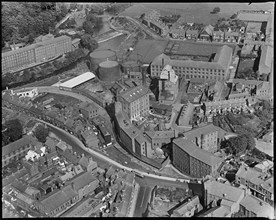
xmin=172 ymin=138 xmax=223 ymax=178
xmin=151 ymin=45 xmax=233 ymax=81
xmin=79 ymin=102 xmax=99 ymax=119
xmin=118 ymin=85 xmax=150 ymax=122
xmin=2 ymin=35 xmax=72 ymax=74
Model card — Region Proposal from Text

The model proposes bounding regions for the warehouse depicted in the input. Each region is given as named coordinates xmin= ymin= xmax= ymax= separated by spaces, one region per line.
xmin=59 ymin=72 xmax=96 ymax=91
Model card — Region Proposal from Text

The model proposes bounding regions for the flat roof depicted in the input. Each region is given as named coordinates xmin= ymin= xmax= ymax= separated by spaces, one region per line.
xmin=60 ymin=72 xmax=96 ymax=89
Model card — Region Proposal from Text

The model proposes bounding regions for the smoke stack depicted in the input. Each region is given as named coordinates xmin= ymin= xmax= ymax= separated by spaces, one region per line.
xmin=162 ymin=58 xmax=164 ymax=68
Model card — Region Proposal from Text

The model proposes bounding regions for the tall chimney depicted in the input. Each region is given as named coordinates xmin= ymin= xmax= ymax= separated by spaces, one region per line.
xmin=162 ymin=58 xmax=164 ymax=68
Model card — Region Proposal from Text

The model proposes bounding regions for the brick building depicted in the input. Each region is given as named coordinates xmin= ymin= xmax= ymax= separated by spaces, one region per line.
xmin=172 ymin=138 xmax=223 ymax=178
xmin=235 ymin=165 xmax=274 ymax=206
xmin=79 ymin=102 xmax=99 ymax=119
xmin=2 ymin=35 xmax=72 ymax=74
xmin=182 ymin=124 xmax=228 ymax=153
xmin=151 ymin=45 xmax=233 ymax=81
xmin=118 ymin=85 xmax=150 ymax=122
xmin=2 ymin=135 xmax=36 ymax=167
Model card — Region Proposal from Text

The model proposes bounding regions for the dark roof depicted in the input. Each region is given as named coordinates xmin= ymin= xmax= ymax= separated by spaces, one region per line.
xmin=2 ymin=135 xmax=35 ymax=156
xmin=128 ymin=39 xmax=169 ymax=64
xmin=173 ymin=137 xmax=223 ymax=167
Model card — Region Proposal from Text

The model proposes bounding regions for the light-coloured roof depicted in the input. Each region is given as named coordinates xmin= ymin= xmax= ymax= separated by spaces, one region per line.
xmin=60 ymin=72 xmax=96 ymax=89
xmin=254 ymin=139 xmax=273 ymax=157
xmin=183 ymin=124 xmax=227 ymax=140
xmin=119 ymin=85 xmax=149 ymax=103
xmin=2 ymin=35 xmax=71 ymax=58
xmin=204 ymin=179 xmax=245 ymax=203
xmin=173 ymin=196 xmax=201 ymax=216
xmin=240 ymin=195 xmax=274 ymax=218
xmin=41 ymin=185 xmax=78 ymax=213
xmin=173 ymin=138 xmax=223 ymax=167
xmin=237 ymin=12 xmax=269 ymax=22
xmin=70 ymin=171 xmax=98 ymax=191
xmin=236 ymin=165 xmax=273 ymax=193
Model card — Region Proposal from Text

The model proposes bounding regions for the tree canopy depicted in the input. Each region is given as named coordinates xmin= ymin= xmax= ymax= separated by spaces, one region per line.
xmin=80 ymin=34 xmax=98 ymax=51
xmin=2 ymin=2 xmax=67 ymax=46
xmin=33 ymin=124 xmax=49 ymax=143
xmin=2 ymin=119 xmax=23 ymax=145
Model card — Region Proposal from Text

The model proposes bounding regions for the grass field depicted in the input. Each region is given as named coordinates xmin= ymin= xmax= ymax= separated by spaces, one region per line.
xmin=120 ymin=3 xmax=274 ymax=25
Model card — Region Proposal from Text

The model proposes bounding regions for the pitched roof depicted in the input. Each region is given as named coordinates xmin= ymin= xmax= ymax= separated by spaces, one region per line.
xmin=44 ymin=137 xmax=57 ymax=150
xmin=236 ymin=165 xmax=273 ymax=193
xmin=58 ymin=149 xmax=80 ymax=165
xmin=240 ymin=195 xmax=274 ymax=218
xmin=119 ymin=85 xmax=149 ymax=103
xmin=70 ymin=171 xmax=98 ymax=191
xmin=173 ymin=138 xmax=223 ymax=167
xmin=204 ymin=179 xmax=245 ymax=203
xmin=173 ymin=196 xmax=201 ymax=216
xmin=183 ymin=124 xmax=227 ymax=140
xmin=2 ymin=135 xmax=35 ymax=156
xmin=40 ymin=184 xmax=78 ymax=213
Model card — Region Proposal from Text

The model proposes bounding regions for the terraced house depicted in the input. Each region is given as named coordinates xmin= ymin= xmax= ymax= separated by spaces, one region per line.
xmin=235 ymin=165 xmax=274 ymax=206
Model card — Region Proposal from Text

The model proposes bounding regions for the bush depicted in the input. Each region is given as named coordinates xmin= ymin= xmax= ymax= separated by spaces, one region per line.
xmin=2 ymin=119 xmax=23 ymax=145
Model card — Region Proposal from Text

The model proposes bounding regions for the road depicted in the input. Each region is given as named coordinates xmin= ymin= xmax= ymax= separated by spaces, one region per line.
xmin=133 ymin=184 xmax=152 ymax=217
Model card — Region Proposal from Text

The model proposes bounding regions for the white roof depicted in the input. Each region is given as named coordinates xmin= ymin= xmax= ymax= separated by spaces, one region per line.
xmin=60 ymin=72 xmax=96 ymax=89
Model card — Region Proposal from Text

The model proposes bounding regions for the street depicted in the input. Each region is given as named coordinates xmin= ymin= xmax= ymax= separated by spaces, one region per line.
xmin=133 ymin=185 xmax=152 ymax=217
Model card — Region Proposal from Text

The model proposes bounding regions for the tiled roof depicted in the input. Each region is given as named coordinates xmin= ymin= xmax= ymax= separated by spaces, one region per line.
xmin=145 ymin=130 xmax=175 ymax=139
xmin=204 ymin=179 xmax=244 ymax=203
xmin=173 ymin=196 xmax=201 ymax=216
xmin=2 ymin=135 xmax=35 ymax=156
xmin=173 ymin=137 xmax=223 ymax=167
xmin=119 ymin=85 xmax=149 ymax=103
xmin=240 ymin=195 xmax=274 ymax=218
xmin=70 ymin=171 xmax=98 ymax=191
xmin=236 ymin=165 xmax=273 ymax=193
xmin=183 ymin=124 xmax=227 ymax=140
xmin=40 ymin=184 xmax=78 ymax=213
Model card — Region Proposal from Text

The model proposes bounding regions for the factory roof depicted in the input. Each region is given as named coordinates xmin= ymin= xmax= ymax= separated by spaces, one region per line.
xmin=2 ymin=35 xmax=71 ymax=58
xmin=259 ymin=45 xmax=273 ymax=74
xmin=128 ymin=39 xmax=169 ymax=64
xmin=240 ymin=195 xmax=274 ymax=218
xmin=173 ymin=137 xmax=223 ymax=167
xmin=119 ymin=85 xmax=149 ymax=103
xmin=59 ymin=72 xmax=96 ymax=89
xmin=145 ymin=130 xmax=175 ymax=139
xmin=152 ymin=46 xmax=232 ymax=70
xmin=204 ymin=179 xmax=245 ymax=203
xmin=183 ymin=124 xmax=227 ymax=140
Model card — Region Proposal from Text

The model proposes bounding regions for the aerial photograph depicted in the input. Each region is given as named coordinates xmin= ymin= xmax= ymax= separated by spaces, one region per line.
xmin=2 ymin=2 xmax=274 ymax=218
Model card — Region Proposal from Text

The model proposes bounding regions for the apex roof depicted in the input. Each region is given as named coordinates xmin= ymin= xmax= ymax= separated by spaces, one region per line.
xmin=204 ymin=179 xmax=245 ymax=203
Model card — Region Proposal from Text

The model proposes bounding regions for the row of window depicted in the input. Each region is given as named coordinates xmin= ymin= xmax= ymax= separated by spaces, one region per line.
xmin=152 ymin=65 xmax=225 ymax=73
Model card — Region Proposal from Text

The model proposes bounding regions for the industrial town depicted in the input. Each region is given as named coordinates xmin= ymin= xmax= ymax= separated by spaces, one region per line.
xmin=2 ymin=2 xmax=274 ymax=218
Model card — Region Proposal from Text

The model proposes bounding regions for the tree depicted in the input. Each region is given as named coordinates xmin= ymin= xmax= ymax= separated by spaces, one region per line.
xmin=80 ymin=34 xmax=98 ymax=51
xmin=3 ymin=119 xmax=23 ymax=144
xmin=230 ymin=13 xmax=237 ymax=20
xmin=213 ymin=7 xmax=221 ymax=13
xmin=33 ymin=124 xmax=49 ymax=143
